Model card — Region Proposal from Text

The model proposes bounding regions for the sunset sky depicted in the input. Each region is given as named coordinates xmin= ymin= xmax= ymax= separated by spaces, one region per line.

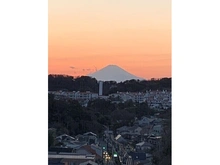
xmin=48 ymin=0 xmax=171 ymax=79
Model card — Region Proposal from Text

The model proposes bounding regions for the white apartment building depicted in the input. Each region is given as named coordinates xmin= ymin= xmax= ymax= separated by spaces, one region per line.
xmin=110 ymin=92 xmax=146 ymax=103
xmin=49 ymin=91 xmax=98 ymax=100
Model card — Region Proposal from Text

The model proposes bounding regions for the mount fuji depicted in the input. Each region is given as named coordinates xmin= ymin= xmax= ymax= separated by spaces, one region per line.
xmin=87 ymin=65 xmax=145 ymax=82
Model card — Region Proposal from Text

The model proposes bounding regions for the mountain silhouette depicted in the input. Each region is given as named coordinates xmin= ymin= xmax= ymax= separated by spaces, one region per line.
xmin=87 ymin=65 xmax=145 ymax=82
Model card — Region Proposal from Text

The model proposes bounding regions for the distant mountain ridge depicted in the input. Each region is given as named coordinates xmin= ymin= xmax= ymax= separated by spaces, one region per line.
xmin=87 ymin=65 xmax=145 ymax=82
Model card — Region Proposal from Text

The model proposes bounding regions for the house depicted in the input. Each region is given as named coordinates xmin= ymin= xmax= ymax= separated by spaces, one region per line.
xmin=75 ymin=145 xmax=102 ymax=161
xmin=119 ymin=92 xmax=133 ymax=102
xmin=76 ymin=134 xmax=87 ymax=142
xmin=83 ymin=132 xmax=98 ymax=145
xmin=65 ymin=141 xmax=87 ymax=149
xmin=147 ymin=135 xmax=162 ymax=147
xmin=55 ymin=134 xmax=88 ymax=148
xmin=129 ymin=152 xmax=146 ymax=160
xmin=76 ymin=145 xmax=94 ymax=155
xmin=138 ymin=117 xmax=155 ymax=127
xmin=55 ymin=134 xmax=78 ymax=147
xmin=56 ymin=134 xmax=76 ymax=143
xmin=153 ymin=118 xmax=163 ymax=125
xmin=83 ymin=132 xmax=97 ymax=137
xmin=140 ymin=125 xmax=154 ymax=136
xmin=115 ymin=134 xmax=127 ymax=144
xmin=135 ymin=142 xmax=153 ymax=152
xmin=48 ymin=153 xmax=95 ymax=165
xmin=151 ymin=125 xmax=163 ymax=135
xmin=127 ymin=152 xmax=151 ymax=165
xmin=128 ymin=126 xmax=142 ymax=135
xmin=116 ymin=126 xmax=129 ymax=134
xmin=49 ymin=147 xmax=75 ymax=154
xmin=79 ymin=160 xmax=98 ymax=165
xmin=132 ymin=92 xmax=146 ymax=103
xmin=91 ymin=144 xmax=102 ymax=158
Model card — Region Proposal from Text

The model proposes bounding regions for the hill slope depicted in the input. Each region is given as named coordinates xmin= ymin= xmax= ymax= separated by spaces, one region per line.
xmin=87 ymin=65 xmax=145 ymax=82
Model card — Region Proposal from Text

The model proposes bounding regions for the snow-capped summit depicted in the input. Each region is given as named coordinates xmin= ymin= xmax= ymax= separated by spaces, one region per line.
xmin=87 ymin=65 xmax=145 ymax=82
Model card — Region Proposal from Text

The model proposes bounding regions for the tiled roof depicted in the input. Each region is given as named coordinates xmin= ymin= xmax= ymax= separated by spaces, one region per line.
xmin=82 ymin=145 xmax=102 ymax=159
xmin=49 ymin=147 xmax=74 ymax=153
xmin=83 ymin=132 xmax=97 ymax=137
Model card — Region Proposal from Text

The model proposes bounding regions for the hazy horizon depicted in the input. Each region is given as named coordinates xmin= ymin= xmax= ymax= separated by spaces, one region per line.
xmin=49 ymin=64 xmax=172 ymax=80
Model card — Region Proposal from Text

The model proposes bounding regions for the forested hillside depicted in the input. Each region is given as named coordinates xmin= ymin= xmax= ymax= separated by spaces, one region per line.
xmin=48 ymin=74 xmax=171 ymax=95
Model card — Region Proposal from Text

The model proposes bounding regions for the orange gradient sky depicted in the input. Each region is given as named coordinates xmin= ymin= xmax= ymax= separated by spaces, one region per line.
xmin=48 ymin=0 xmax=171 ymax=79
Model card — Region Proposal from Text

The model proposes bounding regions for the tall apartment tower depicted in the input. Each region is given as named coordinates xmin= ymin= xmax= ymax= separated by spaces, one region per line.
xmin=99 ymin=81 xmax=103 ymax=96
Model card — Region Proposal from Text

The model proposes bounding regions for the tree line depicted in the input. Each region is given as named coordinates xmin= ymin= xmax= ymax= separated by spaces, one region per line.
xmin=48 ymin=74 xmax=171 ymax=95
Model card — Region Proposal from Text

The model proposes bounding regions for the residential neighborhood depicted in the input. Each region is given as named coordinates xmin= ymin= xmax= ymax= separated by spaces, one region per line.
xmin=48 ymin=78 xmax=171 ymax=165
xmin=49 ymin=111 xmax=170 ymax=165
xmin=48 ymin=90 xmax=171 ymax=111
